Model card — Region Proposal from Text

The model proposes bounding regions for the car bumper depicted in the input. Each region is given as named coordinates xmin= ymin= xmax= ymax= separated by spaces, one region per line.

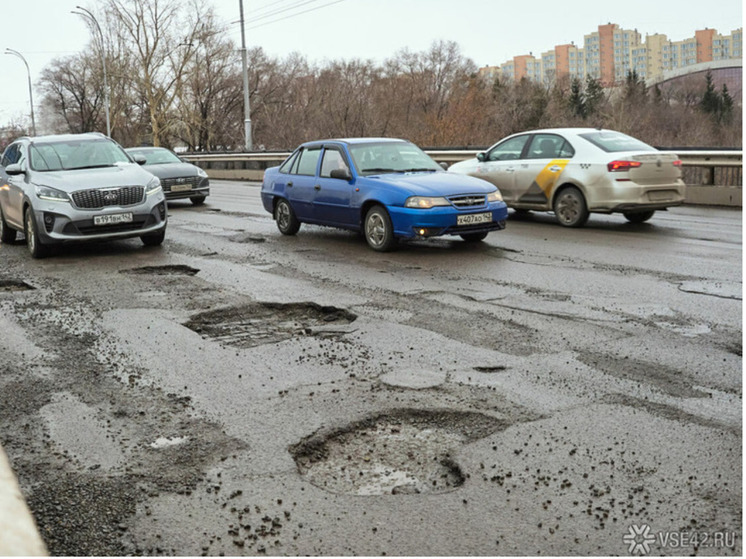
xmin=388 ymin=202 xmax=509 ymax=238
xmin=163 ymin=178 xmax=210 ymax=201
xmin=32 ymin=195 xmax=168 ymax=245
xmin=588 ymin=179 xmax=686 ymax=213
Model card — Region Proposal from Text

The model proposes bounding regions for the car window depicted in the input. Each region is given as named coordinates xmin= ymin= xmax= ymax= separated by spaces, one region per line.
xmin=279 ymin=151 xmax=299 ymax=174
xmin=526 ymin=134 xmax=575 ymax=159
xmin=2 ymin=144 xmax=20 ymax=167
xmin=29 ymin=139 xmax=130 ymax=171
xmin=578 ymin=131 xmax=655 ymax=153
xmin=320 ymin=148 xmax=350 ymax=178
xmin=348 ymin=142 xmax=441 ymax=176
xmin=129 ymin=148 xmax=181 ymax=165
xmin=487 ymin=135 xmax=529 ymax=161
xmin=293 ymin=147 xmax=322 ymax=176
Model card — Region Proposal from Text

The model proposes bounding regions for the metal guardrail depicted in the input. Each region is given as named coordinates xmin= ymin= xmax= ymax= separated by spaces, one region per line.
xmin=182 ymin=149 xmax=742 ymax=187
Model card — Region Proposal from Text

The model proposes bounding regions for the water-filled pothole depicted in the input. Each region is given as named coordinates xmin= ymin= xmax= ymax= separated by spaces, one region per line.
xmin=0 ymin=280 xmax=34 ymax=292
xmin=473 ymin=365 xmax=508 ymax=373
xmin=120 ymin=265 xmax=200 ymax=276
xmin=184 ymin=302 xmax=357 ymax=348
xmin=290 ymin=409 xmax=506 ymax=495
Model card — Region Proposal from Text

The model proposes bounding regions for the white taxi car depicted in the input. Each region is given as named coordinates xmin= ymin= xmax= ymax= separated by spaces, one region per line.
xmin=448 ymin=128 xmax=686 ymax=227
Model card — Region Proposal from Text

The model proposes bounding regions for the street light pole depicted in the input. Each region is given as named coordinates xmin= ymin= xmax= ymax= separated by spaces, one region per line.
xmin=73 ymin=6 xmax=111 ymax=137
xmin=5 ymin=48 xmax=36 ymax=136
xmin=239 ymin=0 xmax=252 ymax=151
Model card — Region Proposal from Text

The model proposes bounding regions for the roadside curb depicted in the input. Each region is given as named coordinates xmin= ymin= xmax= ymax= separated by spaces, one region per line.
xmin=0 ymin=445 xmax=47 ymax=556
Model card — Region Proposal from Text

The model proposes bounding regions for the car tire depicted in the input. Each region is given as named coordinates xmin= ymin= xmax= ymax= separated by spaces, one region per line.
xmin=25 ymin=207 xmax=49 ymax=259
xmin=460 ymin=232 xmax=489 ymax=242
xmin=364 ymin=205 xmax=397 ymax=252
xmin=0 ymin=206 xmax=17 ymax=243
xmin=275 ymin=198 xmax=300 ymax=235
xmin=190 ymin=195 xmax=206 ymax=206
xmin=623 ymin=210 xmax=655 ymax=223
xmin=553 ymin=187 xmax=589 ymax=228
xmin=141 ymin=230 xmax=166 ymax=246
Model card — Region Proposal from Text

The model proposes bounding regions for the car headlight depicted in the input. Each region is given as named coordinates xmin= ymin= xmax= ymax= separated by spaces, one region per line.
xmin=487 ymin=189 xmax=503 ymax=202
xmin=196 ymin=167 xmax=208 ymax=178
xmin=145 ymin=176 xmax=162 ymax=196
xmin=405 ymin=196 xmax=450 ymax=209
xmin=35 ymin=185 xmax=70 ymax=203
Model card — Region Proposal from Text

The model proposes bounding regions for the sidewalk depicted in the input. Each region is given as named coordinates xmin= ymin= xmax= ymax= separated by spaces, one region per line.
xmin=0 ymin=445 xmax=47 ymax=556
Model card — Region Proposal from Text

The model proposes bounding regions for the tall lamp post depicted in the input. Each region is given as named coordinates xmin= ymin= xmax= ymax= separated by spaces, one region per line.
xmin=5 ymin=48 xmax=36 ymax=136
xmin=72 ymin=6 xmax=111 ymax=137
xmin=239 ymin=0 xmax=252 ymax=151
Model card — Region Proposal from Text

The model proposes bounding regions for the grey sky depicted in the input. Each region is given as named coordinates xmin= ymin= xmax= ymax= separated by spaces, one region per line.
xmin=1 ymin=0 xmax=743 ymax=127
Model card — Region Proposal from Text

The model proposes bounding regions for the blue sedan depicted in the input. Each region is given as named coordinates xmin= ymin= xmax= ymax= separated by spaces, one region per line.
xmin=260 ymin=138 xmax=508 ymax=251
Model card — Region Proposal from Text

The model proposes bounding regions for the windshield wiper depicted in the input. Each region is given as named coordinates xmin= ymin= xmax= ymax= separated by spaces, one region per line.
xmin=68 ymin=164 xmax=116 ymax=170
xmin=402 ymin=168 xmax=438 ymax=173
xmin=361 ymin=167 xmax=398 ymax=173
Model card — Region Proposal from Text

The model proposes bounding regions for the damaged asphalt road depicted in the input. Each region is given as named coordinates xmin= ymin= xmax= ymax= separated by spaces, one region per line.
xmin=0 ymin=181 xmax=741 ymax=556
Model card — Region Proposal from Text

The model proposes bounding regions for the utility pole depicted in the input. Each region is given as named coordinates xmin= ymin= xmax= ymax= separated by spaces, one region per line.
xmin=239 ymin=0 xmax=252 ymax=151
xmin=73 ymin=6 xmax=111 ymax=137
xmin=5 ymin=49 xmax=36 ymax=136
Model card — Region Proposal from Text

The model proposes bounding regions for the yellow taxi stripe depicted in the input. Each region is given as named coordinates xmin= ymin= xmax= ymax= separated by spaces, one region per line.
xmin=534 ymin=159 xmax=570 ymax=195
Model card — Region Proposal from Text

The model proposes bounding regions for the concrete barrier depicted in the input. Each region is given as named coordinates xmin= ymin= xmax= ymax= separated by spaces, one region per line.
xmin=0 ymin=446 xmax=47 ymax=556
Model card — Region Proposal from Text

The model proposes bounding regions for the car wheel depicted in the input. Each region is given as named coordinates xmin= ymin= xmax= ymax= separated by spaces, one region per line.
xmin=25 ymin=207 xmax=49 ymax=258
xmin=0 ymin=206 xmax=17 ymax=243
xmin=141 ymin=230 xmax=166 ymax=246
xmin=274 ymin=198 xmax=300 ymax=235
xmin=623 ymin=210 xmax=655 ymax=223
xmin=460 ymin=231 xmax=489 ymax=243
xmin=190 ymin=195 xmax=206 ymax=206
xmin=553 ymin=187 xmax=589 ymax=227
xmin=364 ymin=205 xmax=397 ymax=252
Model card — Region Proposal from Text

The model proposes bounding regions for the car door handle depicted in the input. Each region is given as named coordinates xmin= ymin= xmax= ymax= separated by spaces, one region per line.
xmin=314 ymin=185 xmax=321 ymax=191
xmin=286 ymin=181 xmax=293 ymax=187
xmin=505 ymin=168 xmax=515 ymax=173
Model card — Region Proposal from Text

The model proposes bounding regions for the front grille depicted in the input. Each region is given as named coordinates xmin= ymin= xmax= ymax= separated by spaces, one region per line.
xmin=161 ymin=176 xmax=201 ymax=192
xmin=449 ymin=195 xmax=486 ymax=208
xmin=72 ymin=186 xmax=145 ymax=209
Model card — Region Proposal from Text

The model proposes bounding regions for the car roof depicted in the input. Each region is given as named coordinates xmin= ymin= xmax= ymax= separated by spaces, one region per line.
xmin=125 ymin=146 xmax=164 ymax=151
xmin=300 ymin=137 xmax=409 ymax=148
xmin=26 ymin=132 xmax=109 ymax=144
xmin=508 ymin=128 xmax=619 ymax=137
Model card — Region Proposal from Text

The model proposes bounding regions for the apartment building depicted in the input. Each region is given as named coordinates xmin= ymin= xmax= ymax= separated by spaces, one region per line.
xmin=485 ymin=24 xmax=742 ymax=87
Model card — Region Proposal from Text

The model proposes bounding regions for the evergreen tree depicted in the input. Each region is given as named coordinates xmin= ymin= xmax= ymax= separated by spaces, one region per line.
xmin=700 ymin=70 xmax=720 ymax=115
xmin=719 ymin=84 xmax=733 ymax=123
xmin=568 ymin=77 xmax=586 ymax=118
xmin=585 ymin=75 xmax=604 ymax=116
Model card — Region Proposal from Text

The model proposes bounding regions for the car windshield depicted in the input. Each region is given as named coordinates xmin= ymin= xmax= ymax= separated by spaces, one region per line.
xmin=578 ymin=131 xmax=656 ymax=153
xmin=128 ymin=148 xmax=181 ymax=165
xmin=29 ymin=139 xmax=131 ymax=172
xmin=348 ymin=142 xmax=442 ymax=176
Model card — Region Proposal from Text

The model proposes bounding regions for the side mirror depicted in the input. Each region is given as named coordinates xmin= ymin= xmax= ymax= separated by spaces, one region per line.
xmin=5 ymin=163 xmax=24 ymax=175
xmin=133 ymin=155 xmax=147 ymax=165
xmin=476 ymin=152 xmax=487 ymax=162
xmin=439 ymin=161 xmax=449 ymax=170
xmin=330 ymin=168 xmax=352 ymax=181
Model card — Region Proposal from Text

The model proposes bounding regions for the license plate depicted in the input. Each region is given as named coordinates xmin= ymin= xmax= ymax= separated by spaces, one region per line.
xmin=648 ymin=190 xmax=674 ymax=201
xmin=171 ymin=183 xmax=192 ymax=192
xmin=94 ymin=212 xmax=133 ymax=226
xmin=457 ymin=212 xmax=492 ymax=226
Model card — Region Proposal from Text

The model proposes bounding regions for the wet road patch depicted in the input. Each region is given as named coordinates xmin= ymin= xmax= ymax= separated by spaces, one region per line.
xmin=473 ymin=365 xmax=508 ymax=373
xmin=0 ymin=279 xmax=34 ymax=292
xmin=184 ymin=302 xmax=357 ymax=348
xmin=120 ymin=265 xmax=200 ymax=276
xmin=290 ymin=409 xmax=506 ymax=495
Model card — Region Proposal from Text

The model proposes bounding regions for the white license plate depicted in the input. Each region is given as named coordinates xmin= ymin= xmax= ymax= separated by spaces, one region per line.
xmin=171 ymin=183 xmax=192 ymax=192
xmin=648 ymin=190 xmax=674 ymax=201
xmin=94 ymin=212 xmax=133 ymax=226
xmin=457 ymin=212 xmax=492 ymax=226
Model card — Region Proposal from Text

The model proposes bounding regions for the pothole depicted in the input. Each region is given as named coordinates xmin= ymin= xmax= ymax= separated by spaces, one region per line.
xmin=229 ymin=233 xmax=266 ymax=243
xmin=290 ymin=409 xmax=507 ymax=495
xmin=0 ymin=280 xmax=35 ymax=292
xmin=184 ymin=302 xmax=357 ymax=348
xmin=120 ymin=265 xmax=200 ymax=276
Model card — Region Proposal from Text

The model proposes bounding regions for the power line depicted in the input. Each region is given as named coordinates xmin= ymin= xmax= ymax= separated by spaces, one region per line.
xmin=244 ymin=0 xmax=349 ymax=32
xmin=244 ymin=0 xmax=328 ymax=25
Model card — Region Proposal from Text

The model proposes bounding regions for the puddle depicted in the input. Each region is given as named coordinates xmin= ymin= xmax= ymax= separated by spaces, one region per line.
xmin=290 ymin=409 xmax=506 ymax=495
xmin=229 ymin=233 xmax=266 ymax=244
xmin=0 ymin=280 xmax=35 ymax=292
xmin=184 ymin=302 xmax=357 ymax=348
xmin=120 ymin=265 xmax=200 ymax=276
xmin=473 ymin=366 xmax=508 ymax=373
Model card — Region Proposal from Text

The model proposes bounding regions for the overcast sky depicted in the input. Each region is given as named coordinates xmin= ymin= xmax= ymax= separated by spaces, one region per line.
xmin=1 ymin=0 xmax=743 ymax=128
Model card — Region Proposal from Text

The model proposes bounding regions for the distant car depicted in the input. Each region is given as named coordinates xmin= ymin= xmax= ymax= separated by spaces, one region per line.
xmin=125 ymin=146 xmax=209 ymax=205
xmin=260 ymin=138 xmax=508 ymax=251
xmin=0 ymin=132 xmax=167 ymax=258
xmin=448 ymin=128 xmax=686 ymax=227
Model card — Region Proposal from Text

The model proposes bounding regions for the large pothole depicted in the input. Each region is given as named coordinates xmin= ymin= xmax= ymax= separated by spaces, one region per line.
xmin=120 ymin=265 xmax=200 ymax=276
xmin=290 ymin=409 xmax=506 ymax=495
xmin=184 ymin=302 xmax=357 ymax=348
xmin=0 ymin=279 xmax=35 ymax=292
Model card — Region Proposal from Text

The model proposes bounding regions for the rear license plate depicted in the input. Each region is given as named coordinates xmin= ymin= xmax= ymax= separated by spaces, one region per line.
xmin=457 ymin=212 xmax=492 ymax=226
xmin=171 ymin=183 xmax=192 ymax=192
xmin=648 ymin=190 xmax=675 ymax=201
xmin=94 ymin=212 xmax=133 ymax=226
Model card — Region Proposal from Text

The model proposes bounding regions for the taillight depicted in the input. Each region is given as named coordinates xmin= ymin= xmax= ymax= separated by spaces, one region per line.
xmin=608 ymin=160 xmax=642 ymax=172
xmin=673 ymin=160 xmax=682 ymax=167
